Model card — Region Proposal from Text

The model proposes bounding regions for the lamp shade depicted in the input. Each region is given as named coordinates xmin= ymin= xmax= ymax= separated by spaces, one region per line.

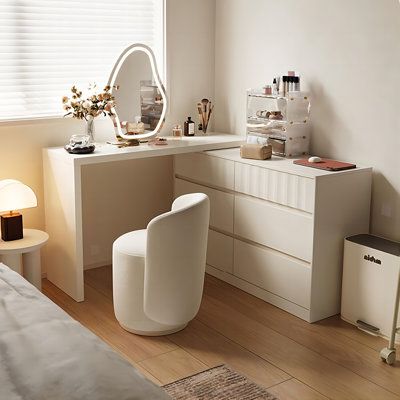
xmin=0 ymin=179 xmax=37 ymax=213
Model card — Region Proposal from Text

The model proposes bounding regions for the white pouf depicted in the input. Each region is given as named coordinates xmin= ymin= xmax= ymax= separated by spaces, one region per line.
xmin=113 ymin=193 xmax=210 ymax=336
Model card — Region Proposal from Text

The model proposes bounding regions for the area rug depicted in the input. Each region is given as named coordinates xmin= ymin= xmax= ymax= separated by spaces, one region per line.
xmin=163 ymin=364 xmax=278 ymax=400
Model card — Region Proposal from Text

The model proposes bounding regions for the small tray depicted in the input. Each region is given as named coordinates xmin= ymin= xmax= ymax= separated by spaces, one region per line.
xmin=294 ymin=158 xmax=356 ymax=171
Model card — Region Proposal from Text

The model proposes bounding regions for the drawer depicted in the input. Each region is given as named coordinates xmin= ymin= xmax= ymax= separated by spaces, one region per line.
xmin=174 ymin=153 xmax=234 ymax=190
xmin=234 ymin=239 xmax=311 ymax=309
xmin=175 ymin=178 xmax=234 ymax=233
xmin=234 ymin=195 xmax=313 ymax=262
xmin=207 ymin=230 xmax=233 ymax=273
xmin=235 ymin=162 xmax=314 ymax=213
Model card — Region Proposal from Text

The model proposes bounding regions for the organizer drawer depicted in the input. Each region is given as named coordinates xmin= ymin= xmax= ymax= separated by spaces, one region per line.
xmin=174 ymin=153 xmax=234 ymax=190
xmin=234 ymin=195 xmax=313 ymax=262
xmin=235 ymin=162 xmax=314 ymax=213
xmin=234 ymin=239 xmax=311 ymax=309
xmin=174 ymin=178 xmax=234 ymax=233
xmin=207 ymin=230 xmax=233 ymax=273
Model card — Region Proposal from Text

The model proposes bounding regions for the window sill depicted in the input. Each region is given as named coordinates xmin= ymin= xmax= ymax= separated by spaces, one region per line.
xmin=0 ymin=115 xmax=65 ymax=127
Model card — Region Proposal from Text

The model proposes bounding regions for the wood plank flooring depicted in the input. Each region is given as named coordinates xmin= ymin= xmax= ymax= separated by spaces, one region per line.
xmin=42 ymin=266 xmax=400 ymax=400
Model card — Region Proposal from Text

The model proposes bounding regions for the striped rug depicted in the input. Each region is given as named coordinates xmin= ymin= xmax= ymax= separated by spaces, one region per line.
xmin=163 ymin=364 xmax=278 ymax=400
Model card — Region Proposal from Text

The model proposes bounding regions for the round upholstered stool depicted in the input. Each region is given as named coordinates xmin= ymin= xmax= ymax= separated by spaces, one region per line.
xmin=113 ymin=229 xmax=188 ymax=336
xmin=112 ymin=193 xmax=210 ymax=337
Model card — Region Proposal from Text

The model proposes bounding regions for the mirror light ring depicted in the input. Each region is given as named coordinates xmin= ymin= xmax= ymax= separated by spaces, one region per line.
xmin=107 ymin=43 xmax=167 ymax=141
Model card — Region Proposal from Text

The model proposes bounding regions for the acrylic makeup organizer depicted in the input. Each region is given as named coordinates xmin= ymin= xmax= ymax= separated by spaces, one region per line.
xmin=246 ymin=91 xmax=311 ymax=157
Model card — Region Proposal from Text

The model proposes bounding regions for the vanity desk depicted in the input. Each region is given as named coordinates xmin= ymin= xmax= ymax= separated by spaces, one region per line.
xmin=43 ymin=134 xmax=243 ymax=302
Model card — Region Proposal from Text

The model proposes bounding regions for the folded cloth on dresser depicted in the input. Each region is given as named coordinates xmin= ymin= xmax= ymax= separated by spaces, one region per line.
xmin=0 ymin=263 xmax=170 ymax=400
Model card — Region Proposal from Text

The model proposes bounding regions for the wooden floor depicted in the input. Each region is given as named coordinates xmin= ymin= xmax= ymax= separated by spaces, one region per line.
xmin=43 ymin=266 xmax=400 ymax=400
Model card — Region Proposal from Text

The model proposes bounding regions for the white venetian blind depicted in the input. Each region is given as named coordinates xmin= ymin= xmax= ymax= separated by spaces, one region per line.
xmin=0 ymin=0 xmax=164 ymax=121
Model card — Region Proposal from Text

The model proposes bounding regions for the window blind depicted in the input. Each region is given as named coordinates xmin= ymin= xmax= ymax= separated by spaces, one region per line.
xmin=0 ymin=0 xmax=164 ymax=121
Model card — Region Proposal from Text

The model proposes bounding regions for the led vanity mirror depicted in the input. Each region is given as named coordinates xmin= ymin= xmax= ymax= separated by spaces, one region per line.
xmin=108 ymin=44 xmax=167 ymax=142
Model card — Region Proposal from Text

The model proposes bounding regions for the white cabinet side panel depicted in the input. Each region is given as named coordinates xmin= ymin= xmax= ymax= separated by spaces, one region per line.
xmin=310 ymin=170 xmax=372 ymax=322
xmin=43 ymin=152 xmax=83 ymax=301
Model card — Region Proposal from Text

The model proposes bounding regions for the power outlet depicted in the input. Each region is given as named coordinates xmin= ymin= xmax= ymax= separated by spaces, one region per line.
xmin=381 ymin=203 xmax=392 ymax=218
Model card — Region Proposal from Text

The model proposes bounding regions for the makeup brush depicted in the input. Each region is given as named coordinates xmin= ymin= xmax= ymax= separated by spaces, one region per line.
xmin=201 ymin=98 xmax=209 ymax=113
xmin=197 ymin=103 xmax=204 ymax=130
xmin=204 ymin=102 xmax=214 ymax=133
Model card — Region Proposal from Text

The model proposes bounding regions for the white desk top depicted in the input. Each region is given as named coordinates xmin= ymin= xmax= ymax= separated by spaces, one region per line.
xmin=204 ymin=148 xmax=371 ymax=179
xmin=44 ymin=133 xmax=244 ymax=166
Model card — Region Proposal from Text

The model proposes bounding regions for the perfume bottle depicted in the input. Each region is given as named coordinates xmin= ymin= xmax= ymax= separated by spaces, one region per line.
xmin=172 ymin=124 xmax=183 ymax=138
xmin=184 ymin=117 xmax=195 ymax=136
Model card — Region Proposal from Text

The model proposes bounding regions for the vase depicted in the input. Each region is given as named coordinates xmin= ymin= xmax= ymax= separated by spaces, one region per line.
xmin=85 ymin=116 xmax=95 ymax=142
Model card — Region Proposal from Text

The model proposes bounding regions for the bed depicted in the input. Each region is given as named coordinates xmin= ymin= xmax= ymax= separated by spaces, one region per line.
xmin=0 ymin=263 xmax=170 ymax=400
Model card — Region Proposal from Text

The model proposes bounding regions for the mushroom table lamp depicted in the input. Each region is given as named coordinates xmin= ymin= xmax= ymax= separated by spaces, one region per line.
xmin=0 ymin=180 xmax=37 ymax=241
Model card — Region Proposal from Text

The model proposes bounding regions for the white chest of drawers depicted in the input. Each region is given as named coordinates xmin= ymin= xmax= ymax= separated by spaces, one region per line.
xmin=174 ymin=148 xmax=372 ymax=322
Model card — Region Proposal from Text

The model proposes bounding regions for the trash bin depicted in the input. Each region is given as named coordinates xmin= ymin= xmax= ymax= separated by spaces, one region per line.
xmin=341 ymin=234 xmax=400 ymax=364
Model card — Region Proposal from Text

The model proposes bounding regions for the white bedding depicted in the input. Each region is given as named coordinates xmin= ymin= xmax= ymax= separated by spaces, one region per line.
xmin=0 ymin=263 xmax=170 ymax=400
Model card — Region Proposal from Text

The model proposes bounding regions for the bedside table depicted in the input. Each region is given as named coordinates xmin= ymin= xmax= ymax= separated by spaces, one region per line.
xmin=0 ymin=229 xmax=49 ymax=290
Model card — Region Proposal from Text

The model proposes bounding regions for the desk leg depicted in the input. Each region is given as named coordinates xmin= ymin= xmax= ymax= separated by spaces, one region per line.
xmin=1 ymin=253 xmax=22 ymax=275
xmin=43 ymin=151 xmax=84 ymax=301
xmin=23 ymin=250 xmax=42 ymax=291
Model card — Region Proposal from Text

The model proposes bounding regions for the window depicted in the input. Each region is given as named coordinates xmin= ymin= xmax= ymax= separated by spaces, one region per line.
xmin=0 ymin=0 xmax=164 ymax=121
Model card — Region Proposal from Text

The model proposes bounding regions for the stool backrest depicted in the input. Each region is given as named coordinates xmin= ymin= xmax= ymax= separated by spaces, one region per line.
xmin=144 ymin=193 xmax=210 ymax=326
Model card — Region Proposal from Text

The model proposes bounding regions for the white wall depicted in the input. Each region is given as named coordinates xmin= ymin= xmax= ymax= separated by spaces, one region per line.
xmin=0 ymin=0 xmax=216 ymax=268
xmin=214 ymin=0 xmax=400 ymax=241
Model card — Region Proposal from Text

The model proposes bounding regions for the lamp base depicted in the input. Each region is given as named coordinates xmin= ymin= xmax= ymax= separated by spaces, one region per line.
xmin=1 ymin=213 xmax=23 ymax=241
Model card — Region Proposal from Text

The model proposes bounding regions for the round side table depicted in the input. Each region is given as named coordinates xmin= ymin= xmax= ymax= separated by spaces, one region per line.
xmin=0 ymin=229 xmax=49 ymax=290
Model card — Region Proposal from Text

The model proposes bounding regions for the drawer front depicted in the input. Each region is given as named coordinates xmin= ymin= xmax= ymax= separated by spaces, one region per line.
xmin=234 ymin=195 xmax=313 ymax=262
xmin=235 ymin=162 xmax=314 ymax=213
xmin=174 ymin=153 xmax=234 ymax=190
xmin=175 ymin=178 xmax=234 ymax=233
xmin=207 ymin=230 xmax=233 ymax=273
xmin=234 ymin=239 xmax=311 ymax=308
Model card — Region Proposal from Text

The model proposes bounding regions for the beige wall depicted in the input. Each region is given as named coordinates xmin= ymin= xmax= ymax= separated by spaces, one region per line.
xmin=0 ymin=0 xmax=216 ymax=267
xmin=214 ymin=0 xmax=400 ymax=241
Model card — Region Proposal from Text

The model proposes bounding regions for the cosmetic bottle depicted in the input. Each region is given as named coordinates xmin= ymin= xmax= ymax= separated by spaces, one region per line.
xmin=278 ymin=77 xmax=285 ymax=97
xmin=172 ymin=124 xmax=183 ymax=138
xmin=263 ymin=85 xmax=272 ymax=95
xmin=289 ymin=76 xmax=294 ymax=92
xmin=282 ymin=76 xmax=288 ymax=96
xmin=294 ymin=76 xmax=300 ymax=91
xmin=184 ymin=116 xmax=195 ymax=136
xmin=272 ymin=78 xmax=278 ymax=96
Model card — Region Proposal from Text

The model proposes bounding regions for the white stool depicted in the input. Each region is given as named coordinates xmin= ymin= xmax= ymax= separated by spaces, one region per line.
xmin=113 ymin=193 xmax=210 ymax=336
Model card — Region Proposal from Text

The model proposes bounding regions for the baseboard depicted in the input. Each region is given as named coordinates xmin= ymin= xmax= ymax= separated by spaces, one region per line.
xmin=84 ymin=260 xmax=112 ymax=271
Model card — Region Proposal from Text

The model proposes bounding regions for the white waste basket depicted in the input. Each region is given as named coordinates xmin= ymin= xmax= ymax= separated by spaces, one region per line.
xmin=341 ymin=234 xmax=400 ymax=365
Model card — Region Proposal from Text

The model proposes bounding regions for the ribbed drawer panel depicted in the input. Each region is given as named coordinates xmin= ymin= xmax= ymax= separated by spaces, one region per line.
xmin=174 ymin=178 xmax=234 ymax=233
xmin=174 ymin=153 xmax=234 ymax=190
xmin=234 ymin=239 xmax=311 ymax=309
xmin=235 ymin=195 xmax=313 ymax=262
xmin=207 ymin=230 xmax=233 ymax=273
xmin=235 ymin=162 xmax=314 ymax=213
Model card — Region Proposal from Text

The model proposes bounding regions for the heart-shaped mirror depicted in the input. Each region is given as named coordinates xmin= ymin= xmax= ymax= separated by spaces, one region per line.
xmin=108 ymin=44 xmax=167 ymax=141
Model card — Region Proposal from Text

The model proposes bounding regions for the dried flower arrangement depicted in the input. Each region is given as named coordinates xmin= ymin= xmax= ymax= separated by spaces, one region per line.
xmin=62 ymin=83 xmax=117 ymax=120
